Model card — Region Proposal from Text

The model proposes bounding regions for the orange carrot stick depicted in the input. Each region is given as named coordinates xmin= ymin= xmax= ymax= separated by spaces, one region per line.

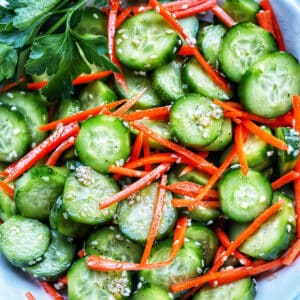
xmin=211 ymin=5 xmax=236 ymax=27
xmin=140 ymin=175 xmax=167 ymax=264
xmin=235 ymin=124 xmax=248 ymax=175
xmin=99 ymin=163 xmax=171 ymax=209
xmin=271 ymin=170 xmax=300 ymax=190
xmin=130 ymin=121 xmax=217 ymax=175
xmin=179 ymin=152 xmax=209 ymax=176
xmin=58 ymin=275 xmax=68 ymax=286
xmin=40 ymin=282 xmax=64 ymax=300
xmin=0 ymin=77 xmax=25 ymax=92
xmin=172 ymin=198 xmax=220 ymax=209
xmin=109 ymin=165 xmax=148 ymax=177
xmin=25 ymin=292 xmax=36 ymax=300
xmin=129 ymin=132 xmax=144 ymax=163
xmin=116 ymin=8 xmax=132 ymax=29
xmin=257 ymin=11 xmax=277 ymax=37
xmin=143 ymin=134 xmax=152 ymax=172
xmin=242 ymin=119 xmax=288 ymax=150
xmin=282 ymin=239 xmax=300 ymax=265
xmin=46 ymin=136 xmax=76 ymax=166
xmin=123 ymin=106 xmax=170 ymax=122
xmin=0 ymin=181 xmax=14 ymax=198
xmin=39 ymin=99 xmax=126 ymax=131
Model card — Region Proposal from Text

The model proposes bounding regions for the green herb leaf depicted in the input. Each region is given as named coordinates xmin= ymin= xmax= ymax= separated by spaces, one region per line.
xmin=0 ymin=43 xmax=17 ymax=81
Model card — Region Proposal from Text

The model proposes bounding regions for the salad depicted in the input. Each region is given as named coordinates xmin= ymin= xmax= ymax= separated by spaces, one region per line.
xmin=0 ymin=0 xmax=300 ymax=299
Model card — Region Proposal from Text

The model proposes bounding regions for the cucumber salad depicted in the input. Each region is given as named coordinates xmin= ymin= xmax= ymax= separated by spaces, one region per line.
xmin=0 ymin=0 xmax=300 ymax=299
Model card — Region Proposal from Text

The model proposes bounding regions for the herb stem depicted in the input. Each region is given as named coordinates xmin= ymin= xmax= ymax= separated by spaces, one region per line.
xmin=45 ymin=13 xmax=68 ymax=35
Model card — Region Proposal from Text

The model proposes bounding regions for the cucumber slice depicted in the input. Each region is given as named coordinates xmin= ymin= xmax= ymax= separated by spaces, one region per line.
xmin=139 ymin=240 xmax=203 ymax=291
xmin=0 ymin=105 xmax=31 ymax=163
xmin=197 ymin=24 xmax=227 ymax=68
xmin=0 ymin=189 xmax=15 ymax=221
xmin=85 ymin=226 xmax=143 ymax=263
xmin=219 ymin=168 xmax=273 ymax=223
xmin=75 ymin=115 xmax=131 ymax=174
xmin=178 ymin=16 xmax=199 ymax=41
xmin=152 ymin=60 xmax=185 ymax=104
xmin=79 ymin=80 xmax=117 ymax=110
xmin=62 ymin=166 xmax=119 ymax=225
xmin=201 ymin=118 xmax=232 ymax=151
xmin=0 ymin=215 xmax=50 ymax=267
xmin=193 ymin=278 xmax=256 ymax=300
xmin=115 ymin=10 xmax=178 ymax=71
xmin=15 ymin=166 xmax=68 ymax=221
xmin=230 ymin=192 xmax=296 ymax=260
xmin=170 ymin=94 xmax=224 ymax=149
xmin=0 ymin=91 xmax=48 ymax=145
xmin=26 ymin=230 xmax=76 ymax=281
xmin=130 ymin=120 xmax=173 ymax=151
xmin=115 ymin=71 xmax=162 ymax=109
xmin=50 ymin=197 xmax=91 ymax=239
xmin=183 ymin=58 xmax=232 ymax=100
xmin=219 ymin=22 xmax=277 ymax=82
xmin=54 ymin=98 xmax=81 ymax=120
xmin=222 ymin=0 xmax=260 ymax=23
xmin=239 ymin=51 xmax=300 ymax=118
xmin=68 ymin=258 xmax=132 ymax=300
xmin=275 ymin=127 xmax=300 ymax=175
xmin=189 ymin=206 xmax=221 ymax=224
xmin=186 ymin=222 xmax=219 ymax=267
xmin=73 ymin=7 xmax=107 ymax=37
xmin=117 ymin=183 xmax=177 ymax=243
xmin=132 ymin=284 xmax=173 ymax=300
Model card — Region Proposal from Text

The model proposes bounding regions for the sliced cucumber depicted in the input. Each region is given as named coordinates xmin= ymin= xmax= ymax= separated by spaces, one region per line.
xmin=0 ymin=189 xmax=15 ymax=221
xmin=230 ymin=192 xmax=296 ymax=260
xmin=219 ymin=168 xmax=273 ymax=223
xmin=219 ymin=22 xmax=277 ymax=82
xmin=115 ymin=10 xmax=178 ymax=71
xmin=26 ymin=230 xmax=76 ymax=281
xmin=178 ymin=16 xmax=199 ymax=41
xmin=193 ymin=278 xmax=256 ymax=300
xmin=0 ymin=215 xmax=50 ymax=267
xmin=222 ymin=0 xmax=260 ymax=23
xmin=189 ymin=206 xmax=221 ymax=224
xmin=139 ymin=240 xmax=203 ymax=291
xmin=0 ymin=91 xmax=48 ymax=145
xmin=63 ymin=166 xmax=119 ymax=225
xmin=85 ymin=226 xmax=143 ymax=263
xmin=15 ymin=166 xmax=68 ymax=221
xmin=79 ymin=80 xmax=117 ymax=110
xmin=170 ymin=94 xmax=224 ymax=149
xmin=275 ymin=127 xmax=300 ymax=175
xmin=115 ymin=71 xmax=162 ymax=109
xmin=132 ymin=284 xmax=173 ymax=300
xmin=117 ymin=183 xmax=177 ymax=243
xmin=0 ymin=105 xmax=31 ymax=162
xmin=54 ymin=98 xmax=81 ymax=120
xmin=201 ymin=118 xmax=232 ymax=152
xmin=183 ymin=58 xmax=232 ymax=100
xmin=197 ymin=24 xmax=226 ymax=68
xmin=239 ymin=51 xmax=300 ymax=118
xmin=186 ymin=222 xmax=219 ymax=267
xmin=152 ymin=60 xmax=185 ymax=104
xmin=68 ymin=258 xmax=132 ymax=300
xmin=75 ymin=115 xmax=131 ymax=174
xmin=50 ymin=197 xmax=91 ymax=239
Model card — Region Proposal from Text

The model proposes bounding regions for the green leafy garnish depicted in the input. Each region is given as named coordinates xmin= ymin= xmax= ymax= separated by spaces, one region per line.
xmin=0 ymin=43 xmax=17 ymax=81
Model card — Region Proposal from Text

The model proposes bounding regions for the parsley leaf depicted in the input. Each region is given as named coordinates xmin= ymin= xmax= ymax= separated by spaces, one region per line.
xmin=0 ymin=43 xmax=17 ymax=81
xmin=26 ymin=32 xmax=90 ymax=101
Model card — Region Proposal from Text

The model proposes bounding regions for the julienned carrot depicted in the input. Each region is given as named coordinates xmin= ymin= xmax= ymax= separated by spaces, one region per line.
xmin=130 ymin=121 xmax=217 ymax=175
xmin=271 ymin=170 xmax=300 ymax=190
xmin=116 ymin=8 xmax=132 ymax=29
xmin=282 ymin=239 xmax=300 ymax=265
xmin=39 ymin=99 xmax=126 ymax=131
xmin=100 ymin=163 xmax=171 ymax=209
xmin=293 ymin=95 xmax=300 ymax=132
xmin=0 ymin=77 xmax=25 ymax=93
xmin=256 ymin=11 xmax=277 ymax=37
xmin=213 ymin=200 xmax=283 ymax=271
xmin=211 ymin=5 xmax=236 ymax=27
xmin=40 ymin=282 xmax=64 ymax=300
xmin=109 ymin=165 xmax=148 ymax=177
xmin=78 ymin=249 xmax=85 ymax=258
xmin=2 ymin=123 xmax=80 ymax=182
xmin=143 ymin=134 xmax=152 ymax=172
xmin=0 ymin=181 xmax=14 ymax=198
xmin=26 ymin=71 xmax=113 ymax=90
xmin=179 ymin=152 xmax=209 ymax=176
xmin=86 ymin=216 xmax=187 ymax=271
xmin=46 ymin=136 xmax=76 ymax=166
xmin=111 ymin=88 xmax=146 ymax=116
xmin=189 ymin=146 xmax=236 ymax=211
xmin=163 ymin=0 xmax=211 ymax=11
xmin=214 ymin=226 xmax=252 ymax=267
xmin=172 ymin=198 xmax=220 ymax=209
xmin=171 ymin=258 xmax=283 ymax=293
xmin=58 ymin=275 xmax=68 ymax=286
xmin=242 ymin=119 xmax=288 ymax=151
xmin=122 ymin=106 xmax=170 ymax=122
xmin=129 ymin=132 xmax=144 ymax=162
xmin=164 ymin=181 xmax=218 ymax=199
xmin=140 ymin=175 xmax=167 ymax=265
xmin=25 ymin=291 xmax=36 ymax=300
xmin=178 ymin=45 xmax=194 ymax=56
xmin=235 ymin=124 xmax=248 ymax=175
